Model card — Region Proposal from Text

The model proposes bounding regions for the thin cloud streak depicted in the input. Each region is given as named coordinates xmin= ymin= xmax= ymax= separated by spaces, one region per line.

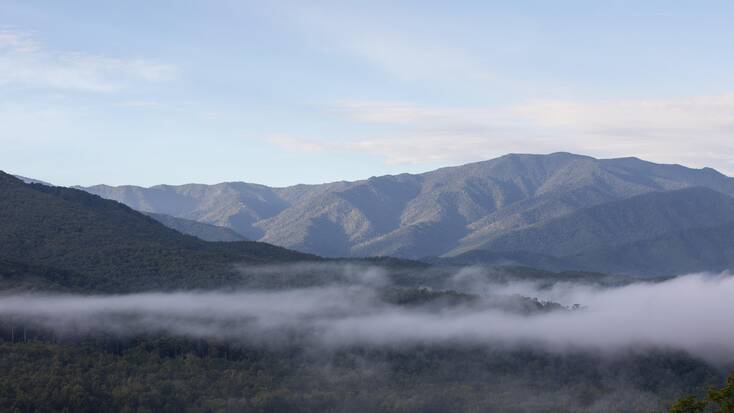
xmin=271 ymin=94 xmax=734 ymax=174
xmin=0 ymin=29 xmax=177 ymax=92
xmin=278 ymin=4 xmax=494 ymax=85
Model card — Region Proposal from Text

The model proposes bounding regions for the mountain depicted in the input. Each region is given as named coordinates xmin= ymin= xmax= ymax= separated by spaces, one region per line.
xmin=439 ymin=188 xmax=734 ymax=275
xmin=473 ymin=187 xmax=734 ymax=258
xmin=566 ymin=221 xmax=734 ymax=275
xmin=0 ymin=172 xmax=315 ymax=292
xmin=78 ymin=181 xmax=293 ymax=240
xmin=79 ymin=153 xmax=734 ymax=264
xmin=442 ymin=222 xmax=734 ymax=276
xmin=145 ymin=212 xmax=247 ymax=242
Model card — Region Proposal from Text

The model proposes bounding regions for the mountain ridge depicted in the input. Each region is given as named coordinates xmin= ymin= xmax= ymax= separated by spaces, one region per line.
xmin=78 ymin=153 xmax=734 ymax=266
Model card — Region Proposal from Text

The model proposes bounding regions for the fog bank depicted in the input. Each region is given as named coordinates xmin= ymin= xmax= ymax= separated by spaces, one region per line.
xmin=1 ymin=272 xmax=733 ymax=364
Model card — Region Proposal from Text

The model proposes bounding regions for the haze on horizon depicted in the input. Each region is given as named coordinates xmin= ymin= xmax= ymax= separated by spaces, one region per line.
xmin=2 ymin=1 xmax=734 ymax=186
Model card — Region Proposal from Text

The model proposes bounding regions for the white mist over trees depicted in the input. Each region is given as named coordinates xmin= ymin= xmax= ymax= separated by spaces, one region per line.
xmin=2 ymin=268 xmax=734 ymax=366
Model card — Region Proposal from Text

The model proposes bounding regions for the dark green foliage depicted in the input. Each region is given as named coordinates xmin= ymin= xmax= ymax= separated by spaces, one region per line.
xmin=670 ymin=372 xmax=734 ymax=413
xmin=670 ymin=396 xmax=708 ymax=413
xmin=377 ymin=287 xmax=567 ymax=314
xmin=379 ymin=287 xmax=479 ymax=307
xmin=0 ymin=334 xmax=725 ymax=413
xmin=0 ymin=257 xmax=99 ymax=291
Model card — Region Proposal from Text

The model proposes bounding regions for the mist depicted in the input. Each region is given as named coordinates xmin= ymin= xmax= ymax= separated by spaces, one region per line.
xmin=2 ymin=267 xmax=734 ymax=365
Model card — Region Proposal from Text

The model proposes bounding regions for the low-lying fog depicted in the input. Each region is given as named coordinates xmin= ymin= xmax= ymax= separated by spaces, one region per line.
xmin=1 ymin=265 xmax=733 ymax=365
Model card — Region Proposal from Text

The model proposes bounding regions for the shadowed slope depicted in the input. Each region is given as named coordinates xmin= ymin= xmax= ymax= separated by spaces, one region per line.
xmin=145 ymin=212 xmax=248 ymax=242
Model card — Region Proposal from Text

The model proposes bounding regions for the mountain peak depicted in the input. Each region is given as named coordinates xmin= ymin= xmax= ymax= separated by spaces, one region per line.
xmin=506 ymin=151 xmax=590 ymax=159
xmin=475 ymin=151 xmax=593 ymax=165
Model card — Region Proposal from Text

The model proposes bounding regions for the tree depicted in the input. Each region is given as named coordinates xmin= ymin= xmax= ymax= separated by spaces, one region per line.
xmin=670 ymin=372 xmax=734 ymax=413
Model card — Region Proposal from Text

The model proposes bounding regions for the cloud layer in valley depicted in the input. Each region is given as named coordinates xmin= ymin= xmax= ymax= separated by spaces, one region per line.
xmin=2 ymin=269 xmax=734 ymax=365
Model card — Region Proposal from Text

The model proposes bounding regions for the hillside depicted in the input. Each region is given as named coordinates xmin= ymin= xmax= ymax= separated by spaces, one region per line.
xmin=145 ymin=212 xmax=247 ymax=242
xmin=81 ymin=153 xmax=734 ymax=263
xmin=440 ymin=188 xmax=734 ymax=276
xmin=470 ymin=187 xmax=734 ymax=257
xmin=0 ymin=172 xmax=315 ymax=292
xmin=567 ymin=221 xmax=734 ymax=275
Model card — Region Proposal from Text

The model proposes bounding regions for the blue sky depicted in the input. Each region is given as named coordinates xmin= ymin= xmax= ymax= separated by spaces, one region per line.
xmin=2 ymin=0 xmax=734 ymax=186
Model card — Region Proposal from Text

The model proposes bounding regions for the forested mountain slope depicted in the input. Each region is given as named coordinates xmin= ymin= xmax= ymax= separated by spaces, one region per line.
xmin=473 ymin=187 xmax=734 ymax=257
xmin=440 ymin=188 xmax=734 ymax=276
xmin=145 ymin=212 xmax=248 ymax=242
xmin=0 ymin=172 xmax=315 ymax=292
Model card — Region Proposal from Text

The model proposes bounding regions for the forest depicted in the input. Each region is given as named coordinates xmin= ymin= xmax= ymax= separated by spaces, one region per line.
xmin=0 ymin=332 xmax=729 ymax=413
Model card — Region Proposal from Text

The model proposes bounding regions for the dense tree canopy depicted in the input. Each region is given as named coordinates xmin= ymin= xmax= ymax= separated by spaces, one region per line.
xmin=670 ymin=372 xmax=734 ymax=413
xmin=0 ymin=333 xmax=725 ymax=413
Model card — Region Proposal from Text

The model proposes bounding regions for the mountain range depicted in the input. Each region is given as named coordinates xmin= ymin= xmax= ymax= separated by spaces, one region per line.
xmin=79 ymin=152 xmax=734 ymax=276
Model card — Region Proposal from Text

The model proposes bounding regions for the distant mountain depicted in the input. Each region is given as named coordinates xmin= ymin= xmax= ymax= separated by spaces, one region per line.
xmin=441 ymin=221 xmax=734 ymax=277
xmin=0 ymin=172 xmax=315 ymax=292
xmin=566 ymin=221 xmax=734 ymax=276
xmin=80 ymin=153 xmax=734 ymax=269
xmin=438 ymin=188 xmax=734 ymax=276
xmin=145 ymin=212 xmax=247 ymax=242
xmin=471 ymin=187 xmax=734 ymax=257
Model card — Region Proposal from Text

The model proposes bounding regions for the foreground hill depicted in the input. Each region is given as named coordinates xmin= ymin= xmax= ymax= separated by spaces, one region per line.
xmin=81 ymin=153 xmax=734 ymax=265
xmin=0 ymin=172 xmax=315 ymax=292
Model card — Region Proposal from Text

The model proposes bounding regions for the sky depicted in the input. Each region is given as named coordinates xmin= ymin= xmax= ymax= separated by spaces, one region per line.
xmin=1 ymin=0 xmax=734 ymax=187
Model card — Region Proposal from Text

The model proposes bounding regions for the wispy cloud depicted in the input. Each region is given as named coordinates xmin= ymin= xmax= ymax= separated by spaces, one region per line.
xmin=330 ymin=100 xmax=508 ymax=127
xmin=0 ymin=29 xmax=177 ymax=92
xmin=278 ymin=5 xmax=493 ymax=84
xmin=336 ymin=32 xmax=493 ymax=83
xmin=271 ymin=94 xmax=734 ymax=173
